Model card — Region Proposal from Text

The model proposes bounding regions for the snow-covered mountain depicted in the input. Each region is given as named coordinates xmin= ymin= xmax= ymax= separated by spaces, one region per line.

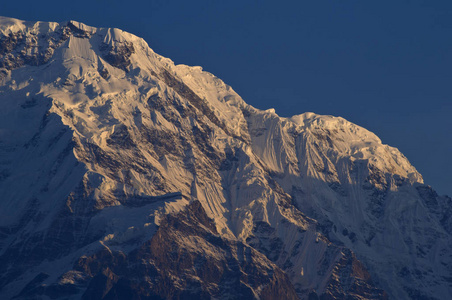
xmin=0 ymin=16 xmax=450 ymax=299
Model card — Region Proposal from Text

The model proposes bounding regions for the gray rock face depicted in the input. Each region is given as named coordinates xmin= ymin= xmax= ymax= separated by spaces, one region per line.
xmin=0 ymin=17 xmax=450 ymax=299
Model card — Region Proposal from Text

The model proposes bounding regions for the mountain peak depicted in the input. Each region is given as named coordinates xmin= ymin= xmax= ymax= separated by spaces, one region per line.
xmin=0 ymin=17 xmax=450 ymax=300
xmin=0 ymin=16 xmax=27 ymax=33
xmin=66 ymin=19 xmax=96 ymax=33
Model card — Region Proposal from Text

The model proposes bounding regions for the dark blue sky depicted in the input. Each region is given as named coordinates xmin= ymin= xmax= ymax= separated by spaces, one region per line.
xmin=2 ymin=1 xmax=451 ymax=196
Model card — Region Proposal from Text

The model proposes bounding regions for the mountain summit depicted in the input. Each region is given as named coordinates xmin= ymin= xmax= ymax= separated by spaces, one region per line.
xmin=0 ymin=17 xmax=451 ymax=299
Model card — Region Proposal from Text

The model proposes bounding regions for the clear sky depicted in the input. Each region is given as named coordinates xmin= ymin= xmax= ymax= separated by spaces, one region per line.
xmin=2 ymin=0 xmax=451 ymax=196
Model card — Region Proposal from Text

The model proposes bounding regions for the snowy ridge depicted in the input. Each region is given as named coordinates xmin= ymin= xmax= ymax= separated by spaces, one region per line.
xmin=0 ymin=17 xmax=450 ymax=299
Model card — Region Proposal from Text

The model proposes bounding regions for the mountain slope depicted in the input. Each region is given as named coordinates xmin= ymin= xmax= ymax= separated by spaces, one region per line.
xmin=0 ymin=17 xmax=450 ymax=299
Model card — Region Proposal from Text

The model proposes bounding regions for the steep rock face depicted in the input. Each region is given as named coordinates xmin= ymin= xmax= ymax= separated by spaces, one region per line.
xmin=15 ymin=201 xmax=300 ymax=300
xmin=0 ymin=17 xmax=450 ymax=299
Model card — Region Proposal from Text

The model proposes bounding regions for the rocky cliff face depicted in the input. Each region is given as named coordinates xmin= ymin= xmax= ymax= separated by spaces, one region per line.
xmin=0 ymin=17 xmax=450 ymax=299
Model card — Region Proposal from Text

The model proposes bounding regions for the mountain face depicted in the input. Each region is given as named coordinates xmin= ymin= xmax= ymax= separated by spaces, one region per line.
xmin=0 ymin=16 xmax=450 ymax=299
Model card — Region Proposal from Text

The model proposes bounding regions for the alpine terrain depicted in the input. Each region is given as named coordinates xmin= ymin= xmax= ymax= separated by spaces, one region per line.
xmin=0 ymin=17 xmax=451 ymax=299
